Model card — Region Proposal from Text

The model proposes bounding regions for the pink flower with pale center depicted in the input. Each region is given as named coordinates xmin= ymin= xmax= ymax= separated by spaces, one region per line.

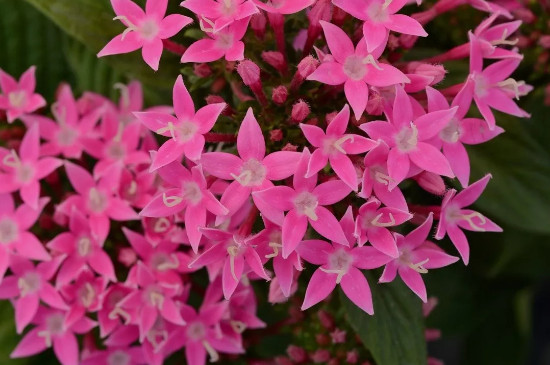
xmin=182 ymin=0 xmax=259 ymax=32
xmin=0 ymin=66 xmax=46 ymax=123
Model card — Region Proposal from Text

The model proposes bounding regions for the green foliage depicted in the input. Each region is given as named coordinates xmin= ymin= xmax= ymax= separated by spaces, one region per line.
xmin=342 ymin=274 xmax=427 ymax=365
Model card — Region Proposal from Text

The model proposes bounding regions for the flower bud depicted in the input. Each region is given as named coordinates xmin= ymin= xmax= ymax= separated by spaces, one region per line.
xmin=539 ymin=35 xmax=550 ymax=49
xmin=311 ymin=349 xmax=330 ymax=363
xmin=512 ymin=8 xmax=535 ymax=23
xmin=270 ymin=129 xmax=283 ymax=142
xmin=425 ymin=328 xmax=442 ymax=341
xmin=346 ymin=350 xmax=359 ymax=364
xmin=415 ymin=171 xmax=446 ymax=196
xmin=118 ymin=247 xmax=137 ymax=267
xmin=272 ymin=85 xmax=288 ymax=105
xmin=193 ymin=63 xmax=212 ymax=77
xmin=317 ymin=309 xmax=334 ymax=329
xmin=291 ymin=56 xmax=319 ymax=90
xmin=282 ymin=143 xmax=298 ymax=152
xmin=291 ymin=100 xmax=310 ymax=123
xmin=330 ymin=328 xmax=346 ymax=344
xmin=251 ymin=12 xmax=267 ymax=39
xmin=287 ymin=345 xmax=307 ymax=363
xmin=262 ymin=51 xmax=287 ymax=74
xmin=237 ymin=59 xmax=261 ymax=86
xmin=408 ymin=62 xmax=446 ymax=85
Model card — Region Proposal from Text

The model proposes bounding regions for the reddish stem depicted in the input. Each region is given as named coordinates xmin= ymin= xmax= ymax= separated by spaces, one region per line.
xmin=237 ymin=205 xmax=259 ymax=237
xmin=162 ymin=39 xmax=187 ymax=56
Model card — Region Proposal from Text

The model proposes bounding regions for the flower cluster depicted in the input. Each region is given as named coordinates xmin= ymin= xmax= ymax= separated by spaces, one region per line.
xmin=0 ymin=0 xmax=532 ymax=363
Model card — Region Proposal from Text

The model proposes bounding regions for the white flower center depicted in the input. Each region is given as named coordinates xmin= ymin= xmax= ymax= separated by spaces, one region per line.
xmin=107 ymin=142 xmax=126 ymax=160
xmin=220 ymin=0 xmax=237 ymax=16
xmin=216 ymin=33 xmax=234 ymax=50
xmin=323 ymin=135 xmax=354 ymax=155
xmin=79 ymin=283 xmax=96 ymax=308
xmin=320 ymin=248 xmax=353 ymax=284
xmin=88 ymin=187 xmax=108 ymax=213
xmin=16 ymin=163 xmax=35 ymax=184
xmin=57 ymin=126 xmax=78 ymax=146
xmin=151 ymin=253 xmax=180 ymax=271
xmin=145 ymin=286 xmax=164 ymax=309
xmin=18 ymin=272 xmax=41 ymax=296
xmin=108 ymin=350 xmax=131 ymax=365
xmin=0 ymin=218 xmax=18 ymax=244
xmin=395 ymin=122 xmax=419 ymax=152
xmin=77 ymin=236 xmax=92 ymax=257
xmin=231 ymin=158 xmax=266 ymax=186
xmin=139 ymin=19 xmax=159 ymax=41
xmin=440 ymin=118 xmax=461 ymax=143
xmin=367 ymin=0 xmax=391 ymax=23
xmin=8 ymin=91 xmax=26 ymax=109
xmin=183 ymin=182 xmax=202 ymax=205
xmin=293 ymin=191 xmax=319 ymax=220
xmin=343 ymin=56 xmax=367 ymax=81
xmin=186 ymin=321 xmax=206 ymax=341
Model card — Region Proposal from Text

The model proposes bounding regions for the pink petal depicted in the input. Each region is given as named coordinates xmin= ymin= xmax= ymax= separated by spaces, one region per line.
xmin=150 ymin=139 xmax=185 ymax=171
xmin=417 ymin=242 xmax=459 ymax=269
xmin=366 ymin=63 xmax=410 ymax=87
xmin=457 ymin=209 xmax=502 ymax=232
xmin=398 ymin=267 xmax=427 ymax=302
xmin=20 ymin=123 xmax=40 ymax=161
xmin=319 ymin=21 xmax=355 ymax=63
xmin=293 ymin=148 xmax=317 ymax=191
xmin=195 ymin=102 xmax=226 ymax=134
xmin=40 ymin=283 xmax=69 ymax=309
xmin=183 ymin=134 xmax=205 ymax=161
xmin=359 ymin=120 xmax=395 ymax=145
xmin=387 ymin=14 xmax=428 ymax=36
xmin=134 ymin=111 xmax=177 ymax=135
xmin=352 ymin=246 xmax=393 ymax=269
xmin=10 ymin=328 xmax=47 ymax=358
xmin=107 ymin=199 xmax=138 ymax=221
xmin=173 ymin=74 xmax=195 ymax=120
xmin=344 ymin=79 xmax=368 ymax=120
xmin=362 ymin=21 xmax=388 ymax=53
xmin=474 ymin=97 xmax=496 ymax=130
xmin=387 ymin=148 xmax=410 ymax=187
xmin=141 ymin=38 xmax=163 ymax=71
xmin=332 ymin=0 xmax=368 ymax=20
xmin=373 ymin=182 xmax=408 ymax=211
xmin=53 ymin=332 xmax=79 ymax=365
xmin=343 ymin=135 xmax=377 ymax=154
xmin=97 ymin=32 xmax=143 ymax=57
xmin=368 ymin=227 xmax=399 ymax=258
xmin=341 ymin=266 xmax=374 ymax=314
xmin=146 ymin=0 xmax=168 ymax=19
xmin=327 ymin=104 xmax=350 ymax=136
xmin=301 ymin=268 xmax=337 ymax=310
xmin=111 ymin=0 xmax=145 ymax=22
xmin=310 ymin=206 xmax=349 ymax=246
xmin=273 ymin=256 xmax=294 ymax=297
xmin=185 ymin=341 xmax=207 ymax=365
xmin=405 ymin=213 xmax=433 ymax=249
xmin=264 ymin=151 xmax=301 ymax=180
xmin=35 ymin=158 xmax=63 ymax=180
xmin=306 ymin=148 xmax=328 ymax=177
xmin=0 ymin=68 xmax=17 ymax=92
xmin=300 ymin=123 xmax=325 ymax=148
xmin=140 ymin=188 xmax=186 ymax=217
xmin=329 ymin=153 xmax=359 ymax=191
xmin=314 ymin=179 xmax=351 ymax=205
xmin=181 ymin=0 xmax=220 ymax=17
xmin=485 ymin=88 xmax=529 ymax=118
xmin=200 ymin=152 xmax=242 ymax=179
xmin=181 ymin=39 xmax=225 ymax=63
xmin=16 ymin=232 xmax=50 ymax=261
xmin=237 ymin=108 xmax=265 ymax=160
xmin=443 ymin=142 xmax=470 ymax=187
xmin=161 ymin=298 xmax=186 ymax=325
xmin=220 ymin=181 xmax=252 ymax=217
xmin=453 ymin=174 xmax=491 ymax=207
xmin=379 ymin=260 xmax=399 ymax=283
xmin=185 ymin=205 xmax=207 ymax=252
xmin=392 ymin=86 xmax=413 ymax=125
xmin=223 ymin=255 xmax=244 ymax=299
xmin=460 ymin=118 xmax=504 ymax=145
xmin=244 ymin=248 xmax=270 ymax=280
xmin=296 ymin=239 xmax=332 ymax=265
xmin=20 ymin=181 xmax=40 ymax=210
xmin=307 ymin=62 xmax=347 ymax=85
xmin=415 ymin=108 xmax=458 ymax=141
xmin=282 ymin=210 xmax=308 ymax=258
xmin=426 ymin=86 xmax=450 ymax=112
xmin=65 ymin=162 xmax=95 ymax=195
xmin=15 ymin=294 xmax=39 ymax=334
xmin=409 ymin=143 xmax=454 ymax=177
xmin=89 ymin=250 xmax=116 ymax=281
xmin=482 ymin=58 xmax=521 ymax=84
xmin=225 ymin=41 xmax=245 ymax=61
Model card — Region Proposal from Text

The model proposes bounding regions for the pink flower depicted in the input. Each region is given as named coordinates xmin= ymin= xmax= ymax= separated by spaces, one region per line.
xmin=0 ymin=194 xmax=51 ymax=282
xmin=458 ymin=36 xmax=531 ymax=129
xmin=0 ymin=124 xmax=63 ymax=209
xmin=61 ymin=162 xmax=138 ymax=241
xmin=97 ymin=284 xmax=135 ymax=338
xmin=181 ymin=17 xmax=250 ymax=63
xmin=0 ymin=66 xmax=46 ymax=123
xmin=181 ymin=0 xmax=258 ymax=32
xmin=135 ymin=75 xmax=226 ymax=171
xmin=307 ymin=21 xmax=409 ymax=119
xmin=426 ymin=86 xmax=504 ymax=187
xmin=332 ymin=0 xmax=427 ymax=52
xmin=0 ymin=256 xmax=67 ymax=334
xmin=435 ymin=174 xmax=502 ymax=264
xmin=98 ymin=0 xmax=193 ymax=70
xmin=360 ymin=86 xmax=457 ymax=188
xmin=140 ymin=163 xmax=228 ymax=252
xmin=253 ymin=149 xmax=352 ymax=258
xmin=300 ymin=104 xmax=377 ymax=190
xmin=189 ymin=228 xmax=270 ymax=299
xmin=471 ymin=13 xmax=522 ymax=60
xmin=201 ymin=108 xmax=301 ymax=219
xmin=354 ymin=197 xmax=412 ymax=257
xmin=11 ymin=307 xmax=96 ymax=365
xmin=297 ymin=208 xmax=392 ymax=314
xmin=253 ymin=0 xmax=314 ymax=14
xmin=360 ymin=141 xmax=408 ymax=211
xmin=379 ymin=213 xmax=459 ymax=302
xmin=46 ymin=210 xmax=116 ymax=287
xmin=81 ymin=347 xmax=145 ymax=365
xmin=117 ymin=262 xmax=186 ymax=342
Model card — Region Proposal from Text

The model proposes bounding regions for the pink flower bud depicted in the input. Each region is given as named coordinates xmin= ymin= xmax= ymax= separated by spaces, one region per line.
xmin=237 ymin=59 xmax=261 ymax=86
xmin=308 ymin=0 xmax=332 ymax=27
xmin=287 ymin=345 xmax=307 ymax=363
xmin=414 ymin=171 xmax=446 ymax=195
xmin=251 ymin=12 xmax=267 ymax=39
xmin=539 ymin=35 xmax=550 ymax=49
xmin=262 ymin=51 xmax=287 ymax=74
xmin=118 ymin=247 xmax=137 ymax=267
xmin=311 ymin=349 xmax=331 ymax=363
xmin=423 ymin=297 xmax=439 ymax=317
xmin=291 ymin=100 xmax=310 ymax=123
xmin=274 ymin=357 xmax=293 ymax=365
xmin=315 ymin=334 xmax=330 ymax=346
xmin=408 ymin=62 xmax=446 ymax=85
xmin=317 ymin=310 xmax=334 ymax=329
xmin=272 ymin=85 xmax=288 ymax=105
xmin=193 ymin=63 xmax=212 ymax=77
xmin=346 ymin=350 xmax=359 ymax=364
xmin=205 ymin=95 xmax=225 ymax=105
xmin=291 ymin=56 xmax=320 ymax=90
xmin=270 ymin=129 xmax=283 ymax=142
xmin=330 ymin=328 xmax=346 ymax=344
xmin=513 ymin=8 xmax=535 ymax=23
xmin=327 ymin=359 xmax=340 ymax=365
xmin=282 ymin=143 xmax=298 ymax=152
xmin=425 ymin=328 xmax=442 ymax=341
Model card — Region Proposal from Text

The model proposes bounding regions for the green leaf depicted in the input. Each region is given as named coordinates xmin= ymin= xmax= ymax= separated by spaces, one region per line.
xmin=24 ymin=0 xmax=181 ymax=99
xmin=467 ymin=91 xmax=550 ymax=234
xmin=342 ymin=273 xmax=427 ymax=365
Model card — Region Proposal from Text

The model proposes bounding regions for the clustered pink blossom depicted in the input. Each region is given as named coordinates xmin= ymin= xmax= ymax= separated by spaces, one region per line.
xmin=0 ymin=0 xmax=532 ymax=363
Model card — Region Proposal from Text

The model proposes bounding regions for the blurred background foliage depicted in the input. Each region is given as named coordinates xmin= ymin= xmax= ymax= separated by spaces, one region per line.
xmin=0 ymin=0 xmax=549 ymax=364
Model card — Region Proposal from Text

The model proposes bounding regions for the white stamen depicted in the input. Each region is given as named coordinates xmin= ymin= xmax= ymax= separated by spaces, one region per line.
xmin=362 ymin=54 xmax=383 ymax=70
xmin=162 ymin=193 xmax=183 ymax=208
xmin=113 ymin=16 xmax=139 ymax=40
xmin=371 ymin=212 xmax=396 ymax=227
xmin=496 ymin=78 xmax=525 ymax=100
xmin=265 ymin=242 xmax=282 ymax=259
xmin=202 ymin=340 xmax=220 ymax=362
xmin=333 ymin=135 xmax=354 ymax=154
xmin=408 ymin=258 xmax=429 ymax=274
xmin=230 ymin=320 xmax=247 ymax=333
xmin=156 ymin=122 xmax=177 ymax=139
xmin=109 ymin=306 xmax=132 ymax=324
xmin=199 ymin=17 xmax=216 ymax=33
xmin=227 ymin=245 xmax=239 ymax=281
xmin=374 ymin=171 xmax=393 ymax=186
xmin=320 ymin=267 xmax=346 ymax=284
xmin=3 ymin=150 xmax=21 ymax=168
xmin=113 ymin=83 xmax=131 ymax=109
xmin=459 ymin=211 xmax=487 ymax=232
xmin=38 ymin=330 xmax=52 ymax=347
xmin=154 ymin=218 xmax=171 ymax=233
xmin=156 ymin=254 xmax=180 ymax=271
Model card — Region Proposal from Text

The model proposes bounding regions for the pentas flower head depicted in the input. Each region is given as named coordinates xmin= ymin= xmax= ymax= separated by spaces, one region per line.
xmin=307 ymin=21 xmax=409 ymax=120
xmin=135 ymin=75 xmax=226 ymax=171
xmin=201 ymin=108 xmax=301 ymax=219
xmin=354 ymin=197 xmax=412 ymax=257
xmin=11 ymin=306 xmax=96 ymax=365
xmin=0 ymin=66 xmax=46 ymax=123
xmin=360 ymin=86 xmax=457 ymax=189
xmin=62 ymin=162 xmax=138 ymax=241
xmin=116 ymin=262 xmax=186 ymax=342
xmin=458 ymin=36 xmax=531 ymax=130
xmin=300 ymin=104 xmax=377 ymax=191
xmin=140 ymin=162 xmax=228 ymax=252
xmin=46 ymin=210 xmax=116 ymax=288
xmin=360 ymin=141 xmax=408 ymax=211
xmin=252 ymin=0 xmax=315 ymax=14
xmin=181 ymin=0 xmax=258 ymax=32
xmin=0 ymin=124 xmax=63 ymax=209
xmin=253 ymin=149 xmax=352 ymax=258
xmin=0 ymin=256 xmax=67 ymax=334
xmin=332 ymin=0 xmax=427 ymax=52
xmin=181 ymin=17 xmax=250 ymax=63
xmin=426 ymin=86 xmax=504 ymax=187
xmin=379 ymin=213 xmax=459 ymax=302
xmin=189 ymin=227 xmax=271 ymax=299
xmin=0 ymin=194 xmax=51 ymax=282
xmin=297 ymin=208 xmax=393 ymax=314
xmin=98 ymin=0 xmax=193 ymax=70
xmin=22 ymin=84 xmax=102 ymax=159
xmin=435 ymin=174 xmax=502 ymax=265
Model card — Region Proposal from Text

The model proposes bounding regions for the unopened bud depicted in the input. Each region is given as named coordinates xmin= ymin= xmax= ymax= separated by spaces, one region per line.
xmin=415 ymin=171 xmax=446 ymax=195
xmin=513 ymin=8 xmax=535 ymax=23
xmin=291 ymin=100 xmax=310 ymax=123
xmin=205 ymin=95 xmax=225 ymax=105
xmin=237 ymin=59 xmax=261 ymax=86
xmin=251 ymin=12 xmax=267 ymax=39
xmin=408 ymin=62 xmax=446 ymax=85
xmin=118 ymin=247 xmax=137 ymax=267
xmin=287 ymin=345 xmax=307 ymax=363
xmin=272 ymin=86 xmax=288 ymax=105
xmin=311 ymin=349 xmax=330 ymax=363
xmin=346 ymin=350 xmax=359 ymax=364
xmin=262 ymin=51 xmax=287 ymax=74
xmin=282 ymin=143 xmax=298 ymax=152
xmin=539 ymin=35 xmax=550 ymax=49
xmin=291 ymin=56 xmax=319 ymax=90
xmin=194 ymin=63 xmax=212 ymax=77
xmin=317 ymin=309 xmax=334 ymax=329
xmin=270 ymin=129 xmax=283 ymax=142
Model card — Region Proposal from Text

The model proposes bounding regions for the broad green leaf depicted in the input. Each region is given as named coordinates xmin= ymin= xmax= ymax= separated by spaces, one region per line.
xmin=342 ymin=273 xmax=426 ymax=365
xmin=24 ymin=0 xmax=181 ymax=99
